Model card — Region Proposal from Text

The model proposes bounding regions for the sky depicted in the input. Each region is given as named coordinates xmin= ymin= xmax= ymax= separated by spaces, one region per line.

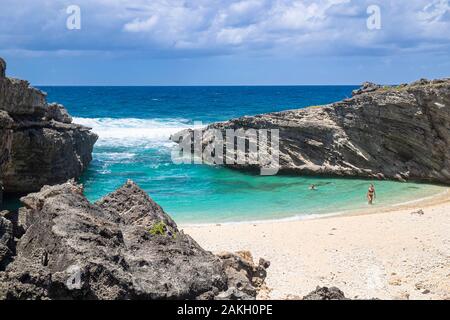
xmin=1 ymin=0 xmax=450 ymax=85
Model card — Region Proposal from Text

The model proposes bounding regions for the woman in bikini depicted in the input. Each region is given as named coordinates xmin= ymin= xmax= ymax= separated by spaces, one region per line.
xmin=367 ymin=184 xmax=376 ymax=205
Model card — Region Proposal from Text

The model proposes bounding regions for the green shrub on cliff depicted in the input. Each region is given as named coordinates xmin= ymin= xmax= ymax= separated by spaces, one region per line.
xmin=149 ymin=221 xmax=178 ymax=239
xmin=149 ymin=221 xmax=167 ymax=236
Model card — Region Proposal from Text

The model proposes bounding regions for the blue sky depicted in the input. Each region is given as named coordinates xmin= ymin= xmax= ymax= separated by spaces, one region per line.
xmin=1 ymin=0 xmax=450 ymax=85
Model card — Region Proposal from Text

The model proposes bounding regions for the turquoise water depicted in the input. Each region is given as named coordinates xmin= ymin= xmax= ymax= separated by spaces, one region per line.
xmin=32 ymin=86 xmax=445 ymax=224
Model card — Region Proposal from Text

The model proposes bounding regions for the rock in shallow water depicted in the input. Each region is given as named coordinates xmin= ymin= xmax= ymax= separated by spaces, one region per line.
xmin=0 ymin=180 xmax=269 ymax=300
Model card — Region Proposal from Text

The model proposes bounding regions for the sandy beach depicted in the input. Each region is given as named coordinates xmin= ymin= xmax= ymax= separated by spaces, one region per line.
xmin=182 ymin=190 xmax=450 ymax=300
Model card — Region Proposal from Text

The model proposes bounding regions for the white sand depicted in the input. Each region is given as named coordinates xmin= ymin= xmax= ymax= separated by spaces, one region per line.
xmin=182 ymin=190 xmax=450 ymax=300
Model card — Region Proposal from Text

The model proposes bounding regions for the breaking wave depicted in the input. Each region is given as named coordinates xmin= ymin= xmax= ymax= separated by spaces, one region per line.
xmin=73 ymin=117 xmax=204 ymax=147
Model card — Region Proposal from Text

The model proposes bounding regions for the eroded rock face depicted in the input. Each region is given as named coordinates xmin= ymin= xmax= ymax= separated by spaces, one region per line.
xmin=0 ymin=180 xmax=269 ymax=300
xmin=1 ymin=122 xmax=97 ymax=193
xmin=0 ymin=78 xmax=47 ymax=116
xmin=0 ymin=111 xmax=13 ymax=203
xmin=174 ymin=79 xmax=450 ymax=184
xmin=0 ymin=57 xmax=97 ymax=196
xmin=0 ymin=214 xmax=14 ymax=270
xmin=0 ymin=58 xmax=5 ymax=78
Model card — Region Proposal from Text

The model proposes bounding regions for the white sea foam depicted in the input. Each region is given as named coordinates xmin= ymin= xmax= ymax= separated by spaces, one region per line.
xmin=94 ymin=152 xmax=137 ymax=161
xmin=73 ymin=117 xmax=204 ymax=147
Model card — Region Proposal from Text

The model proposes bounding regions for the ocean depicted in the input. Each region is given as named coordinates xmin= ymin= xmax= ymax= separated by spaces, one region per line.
xmin=36 ymin=86 xmax=445 ymax=224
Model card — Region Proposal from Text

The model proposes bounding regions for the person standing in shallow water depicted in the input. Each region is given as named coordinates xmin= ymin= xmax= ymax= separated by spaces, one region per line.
xmin=367 ymin=184 xmax=376 ymax=205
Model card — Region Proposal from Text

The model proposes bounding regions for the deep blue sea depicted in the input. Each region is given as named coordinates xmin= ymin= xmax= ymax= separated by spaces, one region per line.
xmin=36 ymin=86 xmax=444 ymax=224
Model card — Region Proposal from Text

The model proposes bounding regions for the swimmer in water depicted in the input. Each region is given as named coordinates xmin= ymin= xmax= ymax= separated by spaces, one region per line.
xmin=367 ymin=184 xmax=376 ymax=205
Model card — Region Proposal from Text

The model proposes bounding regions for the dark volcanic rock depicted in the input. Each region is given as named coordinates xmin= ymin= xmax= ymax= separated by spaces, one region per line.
xmin=174 ymin=78 xmax=450 ymax=184
xmin=0 ymin=180 xmax=268 ymax=300
xmin=303 ymin=286 xmax=348 ymax=300
xmin=0 ymin=57 xmax=97 ymax=195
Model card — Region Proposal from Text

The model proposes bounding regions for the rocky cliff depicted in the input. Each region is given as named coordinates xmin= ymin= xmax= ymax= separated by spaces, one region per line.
xmin=0 ymin=57 xmax=97 ymax=203
xmin=175 ymin=78 xmax=450 ymax=184
xmin=0 ymin=180 xmax=269 ymax=300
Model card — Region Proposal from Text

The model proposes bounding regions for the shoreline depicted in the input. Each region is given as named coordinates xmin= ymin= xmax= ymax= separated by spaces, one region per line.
xmin=183 ymin=188 xmax=450 ymax=300
xmin=179 ymin=187 xmax=450 ymax=227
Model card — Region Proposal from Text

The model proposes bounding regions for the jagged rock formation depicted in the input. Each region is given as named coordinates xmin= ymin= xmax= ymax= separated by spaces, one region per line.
xmin=0 ymin=57 xmax=97 ymax=201
xmin=174 ymin=78 xmax=450 ymax=184
xmin=0 ymin=180 xmax=269 ymax=300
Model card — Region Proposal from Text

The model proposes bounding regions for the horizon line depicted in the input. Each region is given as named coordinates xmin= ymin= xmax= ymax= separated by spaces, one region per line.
xmin=34 ymin=83 xmax=369 ymax=87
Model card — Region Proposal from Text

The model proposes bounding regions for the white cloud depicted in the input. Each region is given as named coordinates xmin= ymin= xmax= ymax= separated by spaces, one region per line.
xmin=229 ymin=0 xmax=264 ymax=15
xmin=124 ymin=15 xmax=159 ymax=32
xmin=0 ymin=0 xmax=449 ymax=58
xmin=419 ymin=0 xmax=450 ymax=22
xmin=217 ymin=25 xmax=256 ymax=45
